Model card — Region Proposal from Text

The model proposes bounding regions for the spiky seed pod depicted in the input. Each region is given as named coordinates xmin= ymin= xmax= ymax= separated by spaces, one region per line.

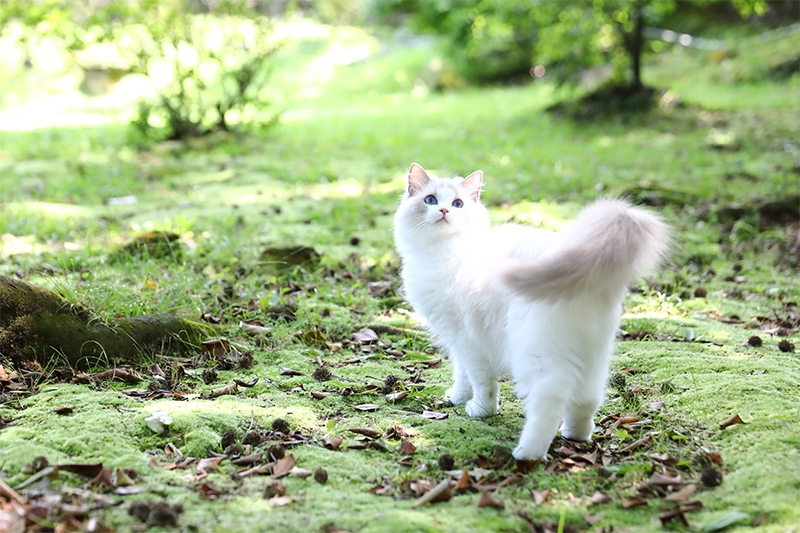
xmin=312 ymin=366 xmax=332 ymax=382
xmin=437 ymin=453 xmax=455 ymax=471
xmin=220 ymin=428 xmax=237 ymax=449
xmin=778 ymin=339 xmax=795 ymax=353
xmin=747 ymin=335 xmax=763 ymax=347
xmin=271 ymin=418 xmax=291 ymax=434
xmin=268 ymin=443 xmax=286 ymax=460
xmin=693 ymin=287 xmax=707 ymax=298
xmin=201 ymin=368 xmax=218 ymax=385
xmin=265 ymin=481 xmax=286 ymax=498
xmin=701 ymin=465 xmax=723 ymax=487
xmin=314 ymin=467 xmax=328 ymax=484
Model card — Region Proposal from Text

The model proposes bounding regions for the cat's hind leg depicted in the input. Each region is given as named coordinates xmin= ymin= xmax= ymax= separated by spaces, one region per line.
xmin=561 ymin=400 xmax=598 ymax=442
xmin=444 ymin=358 xmax=473 ymax=406
xmin=511 ymin=378 xmax=568 ymax=460
xmin=561 ymin=369 xmax=606 ymax=442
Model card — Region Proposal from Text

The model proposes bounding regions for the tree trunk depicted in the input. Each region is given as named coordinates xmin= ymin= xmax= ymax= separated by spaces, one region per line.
xmin=0 ymin=275 xmax=213 ymax=368
xmin=630 ymin=1 xmax=645 ymax=88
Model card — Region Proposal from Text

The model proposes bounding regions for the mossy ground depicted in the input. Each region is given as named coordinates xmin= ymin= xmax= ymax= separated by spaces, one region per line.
xmin=1 ymin=19 xmax=799 ymax=533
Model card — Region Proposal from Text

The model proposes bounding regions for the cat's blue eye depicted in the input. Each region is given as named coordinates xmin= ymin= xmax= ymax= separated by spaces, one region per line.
xmin=424 ymin=195 xmax=438 ymax=205
xmin=452 ymin=199 xmax=464 ymax=208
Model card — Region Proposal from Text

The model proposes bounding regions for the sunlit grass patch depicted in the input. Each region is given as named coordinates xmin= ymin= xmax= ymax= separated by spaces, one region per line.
xmin=0 ymin=16 xmax=798 ymax=533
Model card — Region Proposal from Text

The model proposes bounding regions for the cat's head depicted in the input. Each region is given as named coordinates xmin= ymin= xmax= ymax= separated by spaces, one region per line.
xmin=394 ymin=163 xmax=490 ymax=247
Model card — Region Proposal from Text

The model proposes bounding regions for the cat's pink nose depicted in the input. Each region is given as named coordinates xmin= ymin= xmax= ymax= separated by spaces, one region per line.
xmin=440 ymin=208 xmax=449 ymax=215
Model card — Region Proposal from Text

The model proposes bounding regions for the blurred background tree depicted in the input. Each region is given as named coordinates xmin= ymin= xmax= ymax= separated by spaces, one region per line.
xmin=375 ymin=0 xmax=539 ymax=83
xmin=377 ymin=0 xmax=775 ymax=111
xmin=1 ymin=0 xmax=280 ymax=141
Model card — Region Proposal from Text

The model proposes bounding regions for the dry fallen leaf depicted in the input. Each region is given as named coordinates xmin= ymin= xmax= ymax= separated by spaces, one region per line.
xmin=477 ymin=491 xmax=504 ymax=509
xmin=272 ymin=455 xmax=296 ymax=479
xmin=239 ymin=320 xmax=270 ymax=337
xmin=289 ymin=467 xmax=313 ymax=479
xmin=421 ymin=410 xmax=448 ymax=420
xmin=590 ymin=491 xmax=611 ymax=504
xmin=201 ymin=339 xmax=232 ymax=358
xmin=205 ymin=382 xmax=238 ymax=398
xmin=664 ymin=483 xmax=697 ymax=503
xmin=719 ymin=414 xmax=745 ymax=429
xmin=620 ymin=496 xmax=648 ymax=508
xmin=533 ymin=489 xmax=550 ymax=506
xmin=583 ymin=514 xmax=603 ymax=526
xmin=197 ymin=482 xmax=224 ymax=500
xmin=385 ymin=391 xmax=408 ymax=402
xmin=269 ymin=496 xmax=292 ymax=507
xmin=354 ymin=404 xmax=380 ymax=412
xmin=455 ymin=469 xmax=470 ymax=492
xmin=352 ymin=328 xmax=379 ymax=343
xmin=400 ymin=440 xmax=417 ymax=455
xmin=195 ymin=457 xmax=225 ymax=479
xmin=349 ymin=428 xmax=381 ymax=438
xmin=58 ymin=463 xmax=104 ymax=478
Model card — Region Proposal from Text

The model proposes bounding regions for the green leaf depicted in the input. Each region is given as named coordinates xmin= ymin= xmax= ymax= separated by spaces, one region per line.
xmin=702 ymin=512 xmax=749 ymax=533
xmin=613 ymin=428 xmax=631 ymax=439
xmin=403 ymin=351 xmax=435 ymax=361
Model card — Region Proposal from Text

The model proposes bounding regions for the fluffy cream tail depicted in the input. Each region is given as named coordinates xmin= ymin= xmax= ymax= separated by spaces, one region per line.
xmin=501 ymin=199 xmax=670 ymax=301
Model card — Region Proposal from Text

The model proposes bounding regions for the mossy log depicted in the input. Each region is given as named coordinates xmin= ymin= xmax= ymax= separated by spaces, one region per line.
xmin=0 ymin=275 xmax=213 ymax=368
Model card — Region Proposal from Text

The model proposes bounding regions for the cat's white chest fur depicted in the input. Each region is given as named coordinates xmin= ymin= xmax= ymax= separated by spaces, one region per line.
xmin=393 ymin=163 xmax=669 ymax=460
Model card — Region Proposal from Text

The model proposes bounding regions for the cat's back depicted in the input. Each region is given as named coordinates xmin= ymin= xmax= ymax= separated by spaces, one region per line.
xmin=486 ymin=223 xmax=553 ymax=260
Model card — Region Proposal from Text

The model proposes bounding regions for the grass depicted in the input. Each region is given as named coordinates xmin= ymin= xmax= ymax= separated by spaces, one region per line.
xmin=1 ymin=18 xmax=799 ymax=533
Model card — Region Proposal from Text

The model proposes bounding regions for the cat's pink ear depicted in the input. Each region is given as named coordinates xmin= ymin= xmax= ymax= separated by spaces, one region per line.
xmin=407 ymin=163 xmax=430 ymax=196
xmin=461 ymin=170 xmax=484 ymax=201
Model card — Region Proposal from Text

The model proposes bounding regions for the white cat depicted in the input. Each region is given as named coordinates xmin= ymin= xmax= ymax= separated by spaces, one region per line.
xmin=394 ymin=163 xmax=669 ymax=460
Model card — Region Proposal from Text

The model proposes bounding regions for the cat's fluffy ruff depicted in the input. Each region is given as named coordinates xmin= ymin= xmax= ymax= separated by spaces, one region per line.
xmin=394 ymin=163 xmax=669 ymax=460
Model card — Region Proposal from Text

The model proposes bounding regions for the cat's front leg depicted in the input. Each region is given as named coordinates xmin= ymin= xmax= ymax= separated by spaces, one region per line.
xmin=444 ymin=358 xmax=473 ymax=405
xmin=463 ymin=372 xmax=500 ymax=418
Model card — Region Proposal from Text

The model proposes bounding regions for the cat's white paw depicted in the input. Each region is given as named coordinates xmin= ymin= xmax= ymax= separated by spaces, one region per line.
xmin=512 ymin=444 xmax=546 ymax=461
xmin=464 ymin=399 xmax=498 ymax=418
xmin=561 ymin=422 xmax=595 ymax=442
xmin=444 ymin=386 xmax=472 ymax=406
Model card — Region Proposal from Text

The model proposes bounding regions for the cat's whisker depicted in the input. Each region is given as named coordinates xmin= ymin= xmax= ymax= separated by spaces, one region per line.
xmin=400 ymin=217 xmax=428 ymax=240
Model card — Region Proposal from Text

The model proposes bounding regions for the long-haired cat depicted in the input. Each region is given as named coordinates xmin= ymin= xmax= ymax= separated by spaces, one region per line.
xmin=394 ymin=163 xmax=669 ymax=460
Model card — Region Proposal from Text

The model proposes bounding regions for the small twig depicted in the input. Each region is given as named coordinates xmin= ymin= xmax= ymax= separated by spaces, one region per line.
xmin=411 ymin=478 xmax=451 ymax=509
xmin=0 ymin=478 xmax=25 ymax=504
xmin=618 ymin=435 xmax=653 ymax=454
